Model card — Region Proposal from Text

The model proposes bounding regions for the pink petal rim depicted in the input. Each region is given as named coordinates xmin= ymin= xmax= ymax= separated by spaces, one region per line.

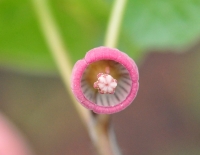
xmin=71 ymin=46 xmax=139 ymax=114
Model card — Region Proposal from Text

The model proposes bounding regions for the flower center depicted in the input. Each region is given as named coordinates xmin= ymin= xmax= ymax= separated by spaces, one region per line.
xmin=81 ymin=60 xmax=132 ymax=107
xmin=93 ymin=67 xmax=117 ymax=94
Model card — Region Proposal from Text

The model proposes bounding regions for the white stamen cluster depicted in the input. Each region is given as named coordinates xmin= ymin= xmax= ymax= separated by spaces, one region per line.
xmin=94 ymin=73 xmax=117 ymax=94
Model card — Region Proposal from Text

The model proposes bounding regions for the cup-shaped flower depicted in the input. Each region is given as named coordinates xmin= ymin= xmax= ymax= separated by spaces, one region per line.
xmin=71 ymin=46 xmax=139 ymax=114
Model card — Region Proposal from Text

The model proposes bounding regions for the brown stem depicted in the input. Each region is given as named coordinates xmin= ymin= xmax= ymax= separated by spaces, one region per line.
xmin=88 ymin=114 xmax=121 ymax=155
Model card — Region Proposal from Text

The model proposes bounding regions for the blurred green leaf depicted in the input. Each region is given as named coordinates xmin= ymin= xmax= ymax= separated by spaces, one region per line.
xmin=0 ymin=0 xmax=56 ymax=74
xmin=123 ymin=0 xmax=200 ymax=49
xmin=0 ymin=0 xmax=111 ymax=74
xmin=0 ymin=0 xmax=200 ymax=73
xmin=49 ymin=0 xmax=111 ymax=63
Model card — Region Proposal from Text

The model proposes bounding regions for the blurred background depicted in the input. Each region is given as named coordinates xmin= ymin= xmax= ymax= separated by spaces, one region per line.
xmin=0 ymin=0 xmax=200 ymax=155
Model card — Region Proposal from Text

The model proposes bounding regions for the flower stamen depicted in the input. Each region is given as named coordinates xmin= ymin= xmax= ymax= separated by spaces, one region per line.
xmin=94 ymin=73 xmax=117 ymax=94
xmin=105 ymin=66 xmax=110 ymax=74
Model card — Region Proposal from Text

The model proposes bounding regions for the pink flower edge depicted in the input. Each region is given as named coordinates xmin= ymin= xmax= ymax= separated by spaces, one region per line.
xmin=0 ymin=113 xmax=33 ymax=155
xmin=71 ymin=46 xmax=139 ymax=114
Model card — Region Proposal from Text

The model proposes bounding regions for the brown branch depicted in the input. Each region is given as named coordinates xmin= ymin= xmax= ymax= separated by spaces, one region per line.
xmin=88 ymin=114 xmax=121 ymax=155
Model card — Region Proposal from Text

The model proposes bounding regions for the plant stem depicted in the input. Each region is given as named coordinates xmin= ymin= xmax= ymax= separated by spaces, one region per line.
xmin=32 ymin=0 xmax=91 ymax=125
xmin=90 ymin=114 xmax=122 ymax=155
xmin=104 ymin=0 xmax=127 ymax=48
xmin=32 ymin=0 xmax=127 ymax=154
xmin=92 ymin=0 xmax=127 ymax=154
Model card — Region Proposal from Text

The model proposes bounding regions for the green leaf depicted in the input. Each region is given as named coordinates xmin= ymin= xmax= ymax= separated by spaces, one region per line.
xmin=122 ymin=0 xmax=200 ymax=49
xmin=0 ymin=0 xmax=111 ymax=74
xmin=0 ymin=0 xmax=200 ymax=74
xmin=48 ymin=0 xmax=111 ymax=63
xmin=0 ymin=0 xmax=56 ymax=74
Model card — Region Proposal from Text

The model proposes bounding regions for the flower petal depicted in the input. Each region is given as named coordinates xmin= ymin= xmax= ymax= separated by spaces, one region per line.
xmin=102 ymin=87 xmax=108 ymax=93
xmin=98 ymin=83 xmax=105 ymax=89
xmin=110 ymin=82 xmax=117 ymax=88
xmin=98 ymin=76 xmax=106 ymax=83
xmin=107 ymin=87 xmax=113 ymax=93
xmin=106 ymin=75 xmax=112 ymax=83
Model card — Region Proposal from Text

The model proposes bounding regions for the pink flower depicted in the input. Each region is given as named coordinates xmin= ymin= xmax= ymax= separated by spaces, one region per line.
xmin=71 ymin=46 xmax=139 ymax=114
xmin=0 ymin=113 xmax=33 ymax=155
